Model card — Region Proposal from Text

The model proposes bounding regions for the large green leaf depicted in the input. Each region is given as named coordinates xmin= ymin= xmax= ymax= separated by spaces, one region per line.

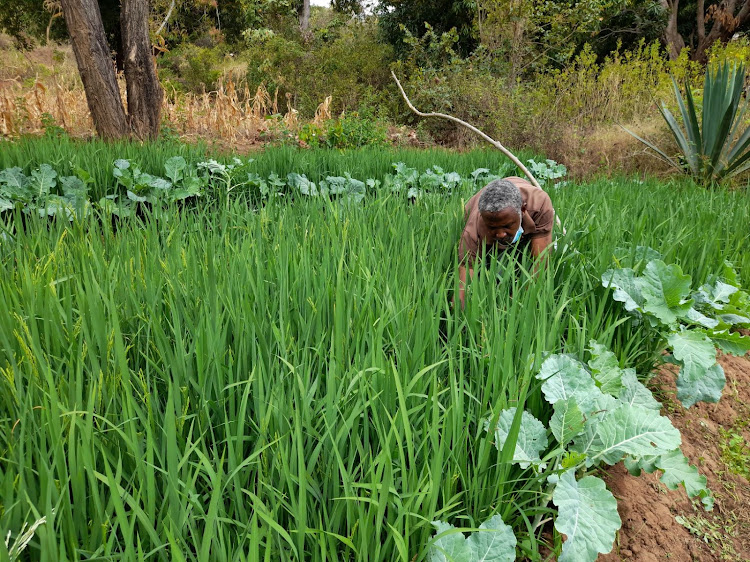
xmin=669 ymin=330 xmax=717 ymax=375
xmin=320 ymin=174 xmax=367 ymax=203
xmin=0 ymin=167 xmax=32 ymax=201
xmin=668 ymin=329 xmax=723 ymax=407
xmin=551 ymin=470 xmax=621 ymax=562
xmin=588 ymin=404 xmax=681 ymax=465
xmin=427 ymin=517 xmax=517 ymax=562
xmin=618 ymin=369 xmax=661 ymax=411
xmin=486 ymin=408 xmax=548 ymax=469
xmin=601 ymin=268 xmax=643 ymax=313
xmin=696 ymin=279 xmax=738 ymax=309
xmin=164 ymin=156 xmax=187 ymax=184
xmin=622 ymin=450 xmax=713 ymax=510
xmin=59 ymin=176 xmax=88 ymax=199
xmin=113 ymin=160 xmax=134 ymax=190
xmin=656 ymin=450 xmax=713 ymax=510
xmin=587 ymin=341 xmax=626 ymax=396
xmin=718 ymin=313 xmax=750 ymax=327
xmin=550 ymin=398 xmax=585 ymax=446
xmin=623 ymin=453 xmax=660 ymax=476
xmin=684 ymin=307 xmax=719 ymax=329
xmin=148 ymin=177 xmax=172 ymax=191
xmin=428 ymin=521 xmax=471 ymax=562
xmin=30 ymin=164 xmax=57 ymax=198
xmin=287 ymin=173 xmax=318 ymax=196
xmin=676 ymin=363 xmax=725 ymax=408
xmin=536 ymin=355 xmax=604 ymax=414
xmin=569 ymin=394 xmax=619 ymax=460
xmin=467 ymin=515 xmax=517 ymax=562
xmin=708 ymin=329 xmax=750 ymax=356
xmin=640 ymin=260 xmax=693 ymax=325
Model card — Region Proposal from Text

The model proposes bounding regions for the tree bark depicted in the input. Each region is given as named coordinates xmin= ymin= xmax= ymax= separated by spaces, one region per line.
xmin=59 ymin=0 xmax=128 ymax=139
xmin=121 ymin=0 xmax=163 ymax=139
xmin=697 ymin=0 xmax=706 ymax=46
xmin=693 ymin=0 xmax=750 ymax=63
xmin=660 ymin=0 xmax=686 ymax=60
xmin=300 ymin=0 xmax=311 ymax=31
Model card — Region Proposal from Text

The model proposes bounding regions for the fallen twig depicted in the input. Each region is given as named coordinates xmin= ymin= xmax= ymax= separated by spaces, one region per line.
xmin=391 ymin=70 xmax=543 ymax=190
xmin=391 ymin=71 xmax=563 ymax=229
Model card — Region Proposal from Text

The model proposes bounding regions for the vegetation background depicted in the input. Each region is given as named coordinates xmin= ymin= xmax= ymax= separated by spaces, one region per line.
xmin=4 ymin=0 xmax=750 ymax=179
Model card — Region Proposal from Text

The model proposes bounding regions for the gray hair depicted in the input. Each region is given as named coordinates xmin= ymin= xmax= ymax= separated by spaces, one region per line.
xmin=478 ymin=179 xmax=522 ymax=215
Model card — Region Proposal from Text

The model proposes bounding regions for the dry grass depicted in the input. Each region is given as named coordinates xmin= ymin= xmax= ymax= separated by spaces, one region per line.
xmin=0 ymin=36 xmax=312 ymax=142
xmin=0 ymin=79 xmax=93 ymax=137
xmin=0 ymin=72 xmax=310 ymax=143
xmin=544 ymin=118 xmax=678 ymax=179
xmin=313 ymin=95 xmax=332 ymax=126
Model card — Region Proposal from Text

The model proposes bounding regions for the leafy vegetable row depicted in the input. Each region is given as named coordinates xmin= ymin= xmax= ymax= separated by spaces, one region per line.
xmin=0 ymin=158 xmax=569 ymax=220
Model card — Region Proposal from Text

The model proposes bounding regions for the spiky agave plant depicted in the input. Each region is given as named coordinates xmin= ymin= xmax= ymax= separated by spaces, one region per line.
xmin=627 ymin=62 xmax=750 ymax=185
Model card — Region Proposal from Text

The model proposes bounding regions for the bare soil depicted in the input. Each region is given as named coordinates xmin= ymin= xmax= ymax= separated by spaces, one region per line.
xmin=600 ymin=353 xmax=750 ymax=562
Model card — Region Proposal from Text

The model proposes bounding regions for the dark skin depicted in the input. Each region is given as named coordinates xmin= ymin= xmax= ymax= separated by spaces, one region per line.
xmin=457 ymin=204 xmax=553 ymax=308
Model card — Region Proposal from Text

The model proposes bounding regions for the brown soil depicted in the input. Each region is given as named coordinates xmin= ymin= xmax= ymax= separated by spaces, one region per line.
xmin=599 ymin=353 xmax=750 ymax=562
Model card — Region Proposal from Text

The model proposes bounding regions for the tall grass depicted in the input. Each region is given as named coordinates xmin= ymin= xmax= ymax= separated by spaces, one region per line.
xmin=0 ymin=153 xmax=748 ymax=560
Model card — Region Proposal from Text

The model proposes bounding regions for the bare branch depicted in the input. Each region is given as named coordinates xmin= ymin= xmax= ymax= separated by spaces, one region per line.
xmin=392 ymin=70 xmax=544 ymax=189
xmin=391 ymin=70 xmax=563 ymax=229
xmin=156 ymin=0 xmax=175 ymax=35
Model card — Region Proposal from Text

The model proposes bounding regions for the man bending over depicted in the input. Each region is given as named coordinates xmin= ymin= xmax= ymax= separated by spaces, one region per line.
xmin=457 ymin=176 xmax=554 ymax=307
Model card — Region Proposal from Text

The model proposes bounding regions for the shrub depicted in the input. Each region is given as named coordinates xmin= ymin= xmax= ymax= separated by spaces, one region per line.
xmin=242 ymin=19 xmax=394 ymax=117
xmin=158 ymin=44 xmax=224 ymax=93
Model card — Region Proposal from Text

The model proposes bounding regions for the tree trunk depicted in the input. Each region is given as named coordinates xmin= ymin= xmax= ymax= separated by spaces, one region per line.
xmin=300 ymin=0 xmax=311 ymax=32
xmin=121 ymin=0 xmax=163 ymax=139
xmin=59 ymin=0 xmax=128 ymax=139
xmin=693 ymin=0 xmax=750 ymax=63
xmin=660 ymin=0 xmax=686 ymax=60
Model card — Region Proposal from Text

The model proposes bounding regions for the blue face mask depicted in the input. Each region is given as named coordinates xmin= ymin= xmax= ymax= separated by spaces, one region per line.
xmin=511 ymin=225 xmax=524 ymax=244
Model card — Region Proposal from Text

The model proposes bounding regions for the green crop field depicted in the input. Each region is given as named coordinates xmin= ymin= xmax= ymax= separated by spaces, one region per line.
xmin=1 ymin=141 xmax=749 ymax=561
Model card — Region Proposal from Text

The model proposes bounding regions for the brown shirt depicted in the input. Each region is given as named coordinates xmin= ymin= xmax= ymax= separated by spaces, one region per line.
xmin=459 ymin=176 xmax=554 ymax=266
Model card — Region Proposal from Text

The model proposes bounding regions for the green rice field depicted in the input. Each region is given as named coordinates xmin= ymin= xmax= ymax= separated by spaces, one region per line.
xmin=0 ymin=140 xmax=748 ymax=561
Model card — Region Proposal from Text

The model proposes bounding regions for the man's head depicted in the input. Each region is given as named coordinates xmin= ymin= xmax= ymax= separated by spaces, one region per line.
xmin=478 ymin=179 xmax=525 ymax=247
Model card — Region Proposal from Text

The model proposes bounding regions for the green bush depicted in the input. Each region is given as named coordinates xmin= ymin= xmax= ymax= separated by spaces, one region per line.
xmin=242 ymin=20 xmax=395 ymax=117
xmin=158 ymin=44 xmax=225 ymax=93
xmin=394 ymin=38 xmax=704 ymax=152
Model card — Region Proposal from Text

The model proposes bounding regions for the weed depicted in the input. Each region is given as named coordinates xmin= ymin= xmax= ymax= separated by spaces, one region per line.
xmin=719 ymin=425 xmax=750 ymax=480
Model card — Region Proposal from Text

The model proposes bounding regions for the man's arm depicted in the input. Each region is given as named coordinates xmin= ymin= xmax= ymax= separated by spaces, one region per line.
xmin=530 ymin=233 xmax=553 ymax=275
xmin=530 ymin=233 xmax=552 ymax=258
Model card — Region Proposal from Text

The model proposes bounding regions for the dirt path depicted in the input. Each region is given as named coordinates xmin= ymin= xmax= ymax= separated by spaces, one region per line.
xmin=600 ymin=354 xmax=750 ymax=561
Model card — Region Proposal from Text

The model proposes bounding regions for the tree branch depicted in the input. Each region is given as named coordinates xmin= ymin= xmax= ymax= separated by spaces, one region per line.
xmin=391 ymin=70 xmax=542 ymax=191
xmin=736 ymin=0 xmax=750 ymax=28
xmin=391 ymin=70 xmax=563 ymax=229
xmin=156 ymin=0 xmax=175 ymax=35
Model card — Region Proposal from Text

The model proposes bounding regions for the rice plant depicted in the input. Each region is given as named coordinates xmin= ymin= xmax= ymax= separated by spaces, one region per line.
xmin=0 ymin=147 xmax=748 ymax=560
